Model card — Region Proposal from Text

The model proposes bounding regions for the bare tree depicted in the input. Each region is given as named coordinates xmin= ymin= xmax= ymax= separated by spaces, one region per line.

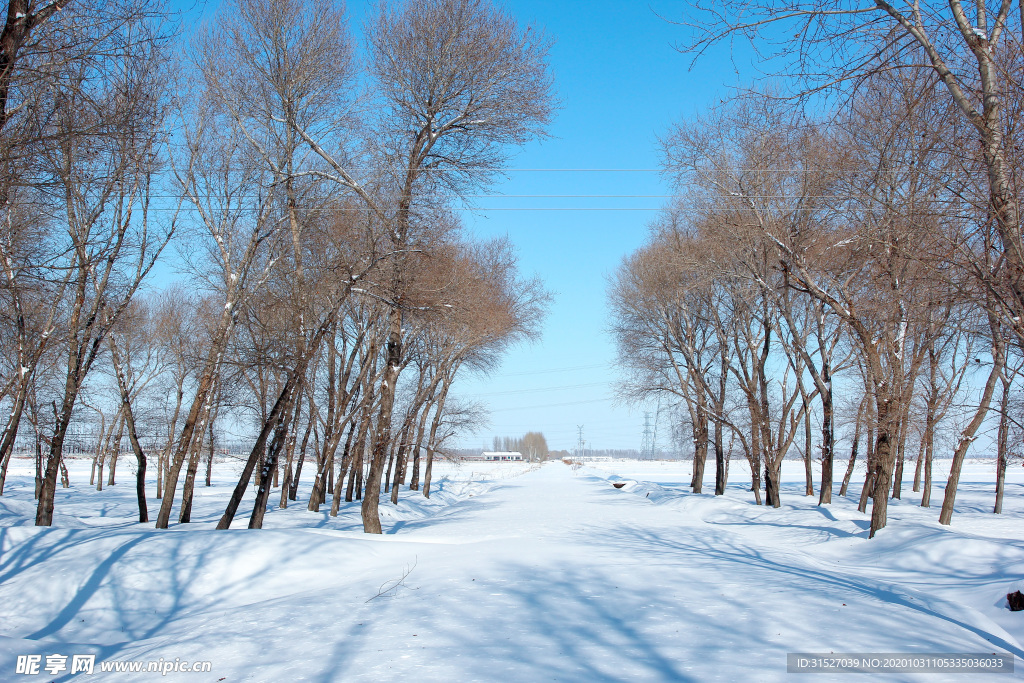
xmin=680 ymin=1 xmax=1024 ymax=353
xmin=0 ymin=1 xmax=165 ymax=496
xmin=351 ymin=0 xmax=554 ymax=534
xmin=609 ymin=227 xmax=741 ymax=496
xmin=35 ymin=4 xmax=175 ymax=525
xmin=656 ymin=63 xmax=972 ymax=534
xmin=108 ymin=299 xmax=167 ymax=523
xmin=153 ymin=99 xmax=282 ymax=529
xmin=994 ymin=349 xmax=1024 ymax=513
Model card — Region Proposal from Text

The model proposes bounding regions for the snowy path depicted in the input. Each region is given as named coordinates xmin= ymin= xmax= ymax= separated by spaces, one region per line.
xmin=2 ymin=461 xmax=1024 ymax=681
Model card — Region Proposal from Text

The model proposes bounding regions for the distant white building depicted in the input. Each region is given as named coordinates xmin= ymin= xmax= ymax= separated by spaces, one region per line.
xmin=467 ymin=451 xmax=524 ymax=462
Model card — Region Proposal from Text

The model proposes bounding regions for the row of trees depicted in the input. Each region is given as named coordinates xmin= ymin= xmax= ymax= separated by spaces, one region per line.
xmin=490 ymin=432 xmax=550 ymax=461
xmin=0 ymin=0 xmax=553 ymax=531
xmin=613 ymin=1 xmax=1024 ymax=538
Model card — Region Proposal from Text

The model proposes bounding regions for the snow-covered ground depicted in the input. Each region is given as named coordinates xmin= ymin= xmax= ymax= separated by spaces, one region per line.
xmin=1 ymin=455 xmax=1023 ymax=681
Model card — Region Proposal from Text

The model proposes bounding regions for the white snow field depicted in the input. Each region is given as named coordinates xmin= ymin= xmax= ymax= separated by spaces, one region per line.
xmin=1 ymin=456 xmax=1023 ymax=682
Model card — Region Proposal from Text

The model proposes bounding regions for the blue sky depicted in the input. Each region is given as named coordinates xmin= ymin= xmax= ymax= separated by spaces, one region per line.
xmin=176 ymin=0 xmax=762 ymax=452
xmin=443 ymin=0 xmax=758 ymax=452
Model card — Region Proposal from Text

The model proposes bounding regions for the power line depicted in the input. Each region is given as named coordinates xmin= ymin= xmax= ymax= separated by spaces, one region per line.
xmin=486 ymin=397 xmax=609 ymax=413
xmin=493 ymin=362 xmax=611 ymax=377
xmin=467 ymin=381 xmax=609 ymax=397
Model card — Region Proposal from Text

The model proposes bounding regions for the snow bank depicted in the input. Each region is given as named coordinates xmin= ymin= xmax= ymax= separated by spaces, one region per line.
xmin=0 ymin=458 xmax=1022 ymax=681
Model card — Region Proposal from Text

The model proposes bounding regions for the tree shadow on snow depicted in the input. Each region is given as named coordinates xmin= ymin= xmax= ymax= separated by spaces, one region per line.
xmin=596 ymin=524 xmax=1024 ymax=662
xmin=318 ymin=561 xmax=710 ymax=682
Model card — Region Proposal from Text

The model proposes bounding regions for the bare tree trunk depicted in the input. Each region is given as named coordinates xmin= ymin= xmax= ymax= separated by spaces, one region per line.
xmin=747 ymin=447 xmax=763 ymax=506
xmin=390 ymin=443 xmax=406 ymax=503
xmin=817 ymin=365 xmax=835 ymax=504
xmin=279 ymin=394 xmax=304 ymax=509
xmin=312 ymin=414 xmax=343 ymax=512
xmin=390 ymin=418 xmax=415 ymax=504
xmin=803 ymin=404 xmax=814 ymax=496
xmin=315 ymin=414 xmax=351 ymax=512
xmin=857 ymin=398 xmax=876 ymax=513
xmin=922 ymin=433 xmax=934 ymax=508
xmin=995 ymin=376 xmax=1010 ymax=514
xmin=917 ymin=405 xmax=935 ymax=507
xmin=912 ymin=437 xmax=925 ymax=493
xmin=714 ymin=348 xmax=729 ymax=496
xmin=362 ymin=310 xmax=402 ymax=534
xmin=33 ymin=425 xmax=42 ymax=500
xmin=156 ymin=306 xmax=236 ymax=528
xmin=866 ymin=405 xmax=893 ymax=538
xmin=106 ymin=415 xmax=125 ymax=487
xmin=383 ymin=446 xmax=395 ymax=494
xmin=309 ymin=433 xmax=337 ymax=510
xmin=328 ymin=421 xmax=358 ymax=516
xmin=713 ymin=418 xmax=727 ymax=495
xmin=939 ymin=325 xmax=1004 ymax=525
xmin=324 ymin=451 xmax=333 ymax=504
xmin=112 ymin=346 xmax=151 ymax=522
xmin=691 ymin=406 xmax=708 ymax=494
xmin=0 ymin=447 xmax=13 ymax=497
xmin=248 ymin=379 xmax=303 ymax=529
xmin=764 ymin=459 xmax=781 ymax=509
xmin=423 ymin=378 xmax=454 ymax=498
xmin=345 ymin=443 xmax=361 ymax=503
xmin=858 ymin=456 xmax=875 ymax=513
xmin=409 ymin=398 xmax=432 ymax=491
xmin=758 ymin=317 xmax=776 ymax=509
xmin=205 ymin=419 xmax=215 ymax=487
xmin=891 ymin=396 xmax=914 ymax=501
xmin=178 ymin=420 xmax=208 ymax=524
xmin=243 ymin=311 xmax=343 ymax=530
xmin=743 ymin=388 xmax=764 ymax=505
xmin=839 ymin=420 xmax=859 ymax=497
xmin=311 ymin=348 xmax=373 ymax=508
xmin=216 ymin=363 xmax=306 ymax=530
xmin=180 ymin=381 xmax=220 ymax=524
xmin=400 ymin=444 xmax=411 ymax=485
xmin=156 ymin=449 xmax=164 ymax=499
xmin=423 ymin=448 xmax=436 ymax=498
xmin=289 ymin=402 xmax=314 ymax=501
xmin=409 ymin=445 xmax=421 ymax=489
xmin=91 ymin=414 xmax=108 ymax=488
xmin=354 ymin=449 xmax=363 ymax=500
xmin=0 ymin=382 xmax=29 ymax=495
xmin=39 ymin=380 xmax=86 ymax=525
xmin=840 ymin=398 xmax=864 ymax=497
xmin=130 ymin=433 xmax=149 ymax=524
xmin=156 ymin=370 xmax=219 ymax=527
xmin=156 ymin=386 xmax=184 ymax=502
xmin=891 ymin=423 xmax=905 ymax=501
xmin=279 ymin=460 xmax=292 ymax=509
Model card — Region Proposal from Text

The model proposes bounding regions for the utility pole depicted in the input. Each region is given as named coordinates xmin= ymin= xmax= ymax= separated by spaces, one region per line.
xmin=651 ymin=396 xmax=662 ymax=460
xmin=577 ymin=425 xmax=585 ymax=461
xmin=641 ymin=412 xmax=652 ymax=460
